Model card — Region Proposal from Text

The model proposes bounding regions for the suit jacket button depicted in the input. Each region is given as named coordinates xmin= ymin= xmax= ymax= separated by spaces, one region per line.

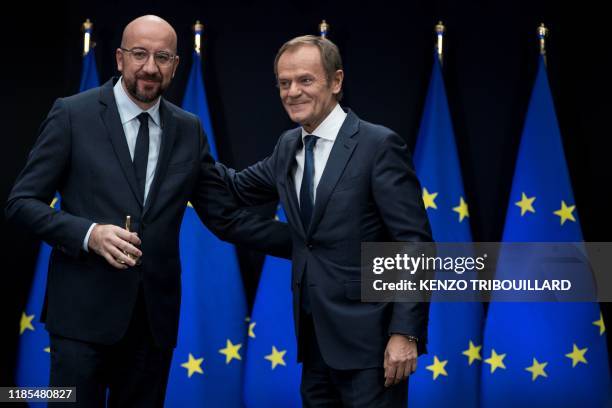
xmin=307 ymin=243 xmax=313 ymax=249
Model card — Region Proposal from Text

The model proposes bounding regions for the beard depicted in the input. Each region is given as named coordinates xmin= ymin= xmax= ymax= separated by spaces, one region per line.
xmin=124 ymin=74 xmax=165 ymax=103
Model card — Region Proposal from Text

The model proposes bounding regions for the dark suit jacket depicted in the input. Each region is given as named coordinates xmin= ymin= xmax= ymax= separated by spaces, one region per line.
xmin=220 ymin=109 xmax=432 ymax=370
xmin=6 ymin=78 xmax=290 ymax=349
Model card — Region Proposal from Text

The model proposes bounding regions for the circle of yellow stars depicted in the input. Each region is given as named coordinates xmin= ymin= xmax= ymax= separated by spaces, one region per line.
xmin=175 ymin=317 xmax=290 ymax=378
xmin=20 ymin=307 xmax=605 ymax=384
xmin=423 ymin=188 xmax=578 ymax=226
xmin=422 ymin=312 xmax=603 ymax=382
xmin=421 ymin=188 xmax=469 ymax=223
xmin=514 ymin=191 xmax=577 ymax=226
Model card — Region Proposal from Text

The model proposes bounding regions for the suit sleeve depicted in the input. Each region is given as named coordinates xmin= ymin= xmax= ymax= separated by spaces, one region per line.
xmin=190 ymin=120 xmax=291 ymax=259
xmin=371 ymin=131 xmax=433 ymax=352
xmin=215 ymin=136 xmax=282 ymax=207
xmin=5 ymin=98 xmax=93 ymax=258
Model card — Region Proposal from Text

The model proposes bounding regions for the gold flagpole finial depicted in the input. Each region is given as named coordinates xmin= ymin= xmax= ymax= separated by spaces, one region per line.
xmin=319 ymin=20 xmax=329 ymax=38
xmin=538 ymin=23 xmax=548 ymax=57
xmin=194 ymin=20 xmax=204 ymax=55
xmin=82 ymin=19 xmax=93 ymax=56
xmin=435 ymin=21 xmax=446 ymax=64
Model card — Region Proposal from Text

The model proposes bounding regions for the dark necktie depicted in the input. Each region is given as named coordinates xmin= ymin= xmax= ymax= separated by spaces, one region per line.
xmin=134 ymin=112 xmax=150 ymax=203
xmin=299 ymin=135 xmax=318 ymax=229
xmin=300 ymin=134 xmax=318 ymax=315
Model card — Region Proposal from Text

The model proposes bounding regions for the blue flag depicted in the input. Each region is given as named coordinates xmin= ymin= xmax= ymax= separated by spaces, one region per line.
xmin=243 ymin=207 xmax=302 ymax=407
xmin=79 ymin=47 xmax=100 ymax=92
xmin=409 ymin=53 xmax=483 ymax=407
xmin=481 ymin=55 xmax=610 ymax=407
xmin=15 ymin=47 xmax=99 ymax=391
xmin=164 ymin=50 xmax=247 ymax=407
xmin=14 ymin=200 xmax=57 ymax=389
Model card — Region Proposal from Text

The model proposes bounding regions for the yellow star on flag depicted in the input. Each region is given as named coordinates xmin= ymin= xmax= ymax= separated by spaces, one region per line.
xmin=426 ymin=356 xmax=448 ymax=380
xmin=462 ymin=341 xmax=482 ymax=365
xmin=484 ymin=349 xmax=506 ymax=373
xmin=565 ymin=344 xmax=588 ymax=367
xmin=181 ymin=353 xmax=204 ymax=378
xmin=44 ymin=347 xmax=50 ymax=353
xmin=50 ymin=197 xmax=58 ymax=208
xmin=248 ymin=322 xmax=256 ymax=338
xmin=20 ymin=312 xmax=35 ymax=335
xmin=525 ymin=358 xmax=548 ymax=381
xmin=187 ymin=201 xmax=193 ymax=208
xmin=422 ymin=188 xmax=438 ymax=210
xmin=593 ymin=312 xmax=606 ymax=335
xmin=515 ymin=192 xmax=536 ymax=216
xmin=219 ymin=339 xmax=242 ymax=364
xmin=452 ymin=197 xmax=469 ymax=222
xmin=265 ymin=346 xmax=287 ymax=369
xmin=553 ymin=200 xmax=576 ymax=225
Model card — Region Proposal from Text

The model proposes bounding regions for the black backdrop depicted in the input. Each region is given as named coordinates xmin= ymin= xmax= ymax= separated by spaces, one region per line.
xmin=1 ymin=0 xmax=610 ymax=386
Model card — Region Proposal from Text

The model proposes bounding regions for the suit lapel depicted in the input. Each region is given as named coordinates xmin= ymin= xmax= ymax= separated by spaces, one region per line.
xmin=282 ymin=129 xmax=306 ymax=237
xmin=99 ymin=79 xmax=143 ymax=207
xmin=307 ymin=110 xmax=359 ymax=236
xmin=142 ymin=99 xmax=178 ymax=218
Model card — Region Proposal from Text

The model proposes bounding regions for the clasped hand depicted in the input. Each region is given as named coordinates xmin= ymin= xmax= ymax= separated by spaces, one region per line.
xmin=88 ymin=224 xmax=142 ymax=269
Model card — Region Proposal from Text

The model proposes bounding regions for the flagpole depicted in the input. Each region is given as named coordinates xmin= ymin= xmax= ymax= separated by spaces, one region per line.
xmin=538 ymin=23 xmax=548 ymax=65
xmin=319 ymin=19 xmax=329 ymax=38
xmin=193 ymin=20 xmax=203 ymax=55
xmin=82 ymin=19 xmax=93 ymax=56
xmin=435 ymin=21 xmax=445 ymax=65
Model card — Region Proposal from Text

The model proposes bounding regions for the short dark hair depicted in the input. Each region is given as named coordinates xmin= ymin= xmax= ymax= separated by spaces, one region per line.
xmin=274 ymin=35 xmax=344 ymax=101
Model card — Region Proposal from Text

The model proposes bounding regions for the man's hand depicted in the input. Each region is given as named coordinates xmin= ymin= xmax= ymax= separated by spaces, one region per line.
xmin=88 ymin=224 xmax=142 ymax=269
xmin=383 ymin=334 xmax=418 ymax=387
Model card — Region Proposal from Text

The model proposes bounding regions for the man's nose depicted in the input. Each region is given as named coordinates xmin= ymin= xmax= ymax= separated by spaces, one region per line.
xmin=142 ymin=55 xmax=158 ymax=74
xmin=287 ymin=81 xmax=302 ymax=97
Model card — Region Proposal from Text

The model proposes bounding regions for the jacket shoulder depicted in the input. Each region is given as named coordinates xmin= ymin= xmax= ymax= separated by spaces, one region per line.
xmin=355 ymin=117 xmax=403 ymax=149
xmin=163 ymin=99 xmax=199 ymax=124
xmin=277 ymin=127 xmax=300 ymax=147
xmin=60 ymin=85 xmax=102 ymax=107
xmin=358 ymin=118 xmax=397 ymax=139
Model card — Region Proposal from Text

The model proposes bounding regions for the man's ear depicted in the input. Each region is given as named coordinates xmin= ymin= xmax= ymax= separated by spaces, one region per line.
xmin=116 ymin=48 xmax=124 ymax=73
xmin=171 ymin=55 xmax=180 ymax=79
xmin=332 ymin=69 xmax=344 ymax=95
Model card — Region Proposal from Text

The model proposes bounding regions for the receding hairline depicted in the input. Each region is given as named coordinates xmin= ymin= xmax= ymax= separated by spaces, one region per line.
xmin=121 ymin=15 xmax=177 ymax=52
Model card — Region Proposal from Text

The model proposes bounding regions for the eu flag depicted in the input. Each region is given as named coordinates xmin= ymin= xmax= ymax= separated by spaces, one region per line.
xmin=79 ymin=45 xmax=100 ymax=92
xmin=409 ymin=52 xmax=483 ymax=407
xmin=481 ymin=55 xmax=610 ymax=407
xmin=164 ymin=49 xmax=247 ymax=406
xmin=243 ymin=207 xmax=302 ymax=407
xmin=14 ymin=45 xmax=99 ymax=391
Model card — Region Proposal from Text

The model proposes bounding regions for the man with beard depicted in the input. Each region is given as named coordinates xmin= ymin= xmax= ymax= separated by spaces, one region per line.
xmin=6 ymin=15 xmax=290 ymax=407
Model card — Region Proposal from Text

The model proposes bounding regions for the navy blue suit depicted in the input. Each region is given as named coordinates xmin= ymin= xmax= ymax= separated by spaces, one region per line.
xmin=6 ymin=78 xmax=290 ymax=350
xmin=220 ymin=109 xmax=432 ymax=373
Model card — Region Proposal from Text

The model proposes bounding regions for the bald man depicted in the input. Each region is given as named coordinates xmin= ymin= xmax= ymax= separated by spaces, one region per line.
xmin=6 ymin=15 xmax=289 ymax=406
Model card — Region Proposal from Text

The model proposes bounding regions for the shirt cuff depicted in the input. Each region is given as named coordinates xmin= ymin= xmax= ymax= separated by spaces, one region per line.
xmin=83 ymin=223 xmax=96 ymax=252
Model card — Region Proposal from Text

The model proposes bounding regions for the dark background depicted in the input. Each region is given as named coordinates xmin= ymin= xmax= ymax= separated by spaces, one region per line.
xmin=1 ymin=0 xmax=609 ymax=386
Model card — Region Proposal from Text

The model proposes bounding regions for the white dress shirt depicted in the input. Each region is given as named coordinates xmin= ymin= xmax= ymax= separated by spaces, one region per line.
xmin=293 ymin=103 xmax=347 ymax=204
xmin=83 ymin=77 xmax=162 ymax=250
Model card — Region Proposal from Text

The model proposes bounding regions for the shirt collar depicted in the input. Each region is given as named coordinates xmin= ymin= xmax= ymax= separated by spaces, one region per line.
xmin=113 ymin=77 xmax=161 ymax=127
xmin=301 ymin=103 xmax=347 ymax=143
